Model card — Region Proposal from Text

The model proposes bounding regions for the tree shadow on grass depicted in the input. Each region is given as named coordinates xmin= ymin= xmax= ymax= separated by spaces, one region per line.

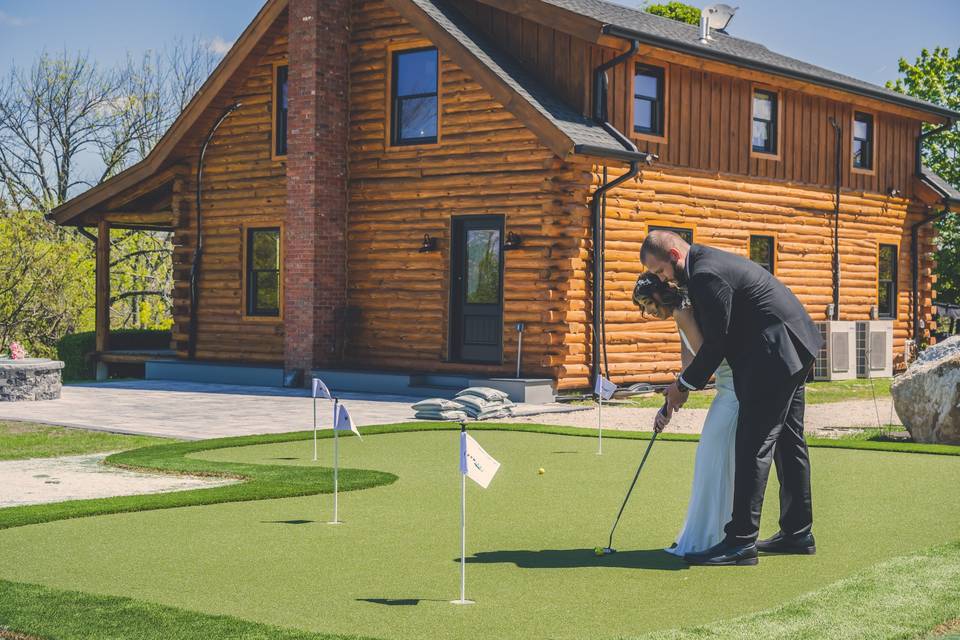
xmin=462 ymin=548 xmax=688 ymax=571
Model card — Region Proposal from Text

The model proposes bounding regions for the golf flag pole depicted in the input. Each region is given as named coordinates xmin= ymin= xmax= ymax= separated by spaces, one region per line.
xmin=330 ymin=397 xmax=341 ymax=525
xmin=458 ymin=424 xmax=468 ymax=604
xmin=594 ymin=374 xmax=616 ymax=455
xmin=311 ymin=378 xmax=332 ymax=463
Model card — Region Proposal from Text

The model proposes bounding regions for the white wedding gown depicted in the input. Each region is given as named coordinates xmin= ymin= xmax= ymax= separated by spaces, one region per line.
xmin=665 ymin=327 xmax=739 ymax=556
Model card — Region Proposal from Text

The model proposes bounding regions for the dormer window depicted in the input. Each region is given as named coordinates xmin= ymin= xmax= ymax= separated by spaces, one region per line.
xmin=853 ymin=112 xmax=874 ymax=171
xmin=633 ymin=64 xmax=665 ymax=137
xmin=751 ymin=89 xmax=778 ymax=155
xmin=391 ymin=47 xmax=439 ymax=146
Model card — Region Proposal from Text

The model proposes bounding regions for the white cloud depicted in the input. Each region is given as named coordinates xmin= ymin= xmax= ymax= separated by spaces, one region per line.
xmin=206 ymin=36 xmax=234 ymax=56
xmin=0 ymin=10 xmax=28 ymax=27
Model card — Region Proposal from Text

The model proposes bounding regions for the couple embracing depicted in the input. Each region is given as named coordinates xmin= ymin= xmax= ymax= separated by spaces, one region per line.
xmin=633 ymin=231 xmax=824 ymax=566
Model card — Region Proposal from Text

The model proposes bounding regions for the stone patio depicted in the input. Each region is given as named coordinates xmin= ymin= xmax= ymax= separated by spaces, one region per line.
xmin=0 ymin=380 xmax=585 ymax=441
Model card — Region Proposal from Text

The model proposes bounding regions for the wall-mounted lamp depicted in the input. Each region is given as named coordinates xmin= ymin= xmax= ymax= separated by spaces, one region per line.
xmin=504 ymin=231 xmax=523 ymax=250
xmin=418 ymin=233 xmax=437 ymax=253
xmin=888 ymin=187 xmax=902 ymax=198
xmin=826 ymin=303 xmax=836 ymax=320
xmin=870 ymin=305 xmax=879 ymax=320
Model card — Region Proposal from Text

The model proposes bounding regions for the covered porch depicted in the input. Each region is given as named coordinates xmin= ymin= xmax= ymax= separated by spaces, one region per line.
xmin=49 ymin=165 xmax=185 ymax=380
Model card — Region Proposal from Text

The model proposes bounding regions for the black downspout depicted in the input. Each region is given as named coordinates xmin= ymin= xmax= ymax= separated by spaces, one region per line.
xmin=828 ymin=117 xmax=841 ymax=320
xmin=910 ymin=120 xmax=953 ymax=345
xmin=590 ymin=39 xmax=642 ymax=387
xmin=188 ymin=103 xmax=242 ymax=360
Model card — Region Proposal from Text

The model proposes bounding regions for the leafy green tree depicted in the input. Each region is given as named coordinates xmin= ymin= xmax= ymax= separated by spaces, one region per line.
xmin=643 ymin=1 xmax=701 ymax=26
xmin=887 ymin=47 xmax=960 ymax=305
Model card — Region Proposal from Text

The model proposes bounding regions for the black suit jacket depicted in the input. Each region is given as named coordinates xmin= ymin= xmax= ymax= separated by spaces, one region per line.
xmin=680 ymin=244 xmax=823 ymax=390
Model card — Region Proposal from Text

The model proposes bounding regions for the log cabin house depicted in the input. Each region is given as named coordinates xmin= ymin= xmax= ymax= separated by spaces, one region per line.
xmin=49 ymin=0 xmax=960 ymax=395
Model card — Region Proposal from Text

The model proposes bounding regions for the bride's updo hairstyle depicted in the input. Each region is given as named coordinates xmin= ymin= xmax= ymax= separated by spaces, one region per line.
xmin=632 ymin=272 xmax=686 ymax=319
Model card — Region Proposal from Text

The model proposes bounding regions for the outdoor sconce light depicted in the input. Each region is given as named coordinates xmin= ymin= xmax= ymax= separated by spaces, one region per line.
xmin=826 ymin=303 xmax=835 ymax=319
xmin=870 ymin=305 xmax=879 ymax=320
xmin=504 ymin=231 xmax=523 ymax=250
xmin=419 ymin=233 xmax=437 ymax=253
xmin=888 ymin=187 xmax=902 ymax=198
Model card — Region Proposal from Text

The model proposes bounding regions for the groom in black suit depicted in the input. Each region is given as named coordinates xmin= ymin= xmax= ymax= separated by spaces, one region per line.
xmin=641 ymin=230 xmax=823 ymax=566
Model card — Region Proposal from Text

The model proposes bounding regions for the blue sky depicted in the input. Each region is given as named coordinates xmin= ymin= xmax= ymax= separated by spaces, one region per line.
xmin=1 ymin=0 xmax=957 ymax=88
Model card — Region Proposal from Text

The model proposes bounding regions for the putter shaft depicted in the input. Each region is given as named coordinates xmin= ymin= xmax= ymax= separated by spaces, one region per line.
xmin=606 ymin=430 xmax=659 ymax=550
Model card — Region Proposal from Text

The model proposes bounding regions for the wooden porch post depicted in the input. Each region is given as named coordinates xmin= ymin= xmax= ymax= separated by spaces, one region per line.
xmin=95 ymin=219 xmax=110 ymax=381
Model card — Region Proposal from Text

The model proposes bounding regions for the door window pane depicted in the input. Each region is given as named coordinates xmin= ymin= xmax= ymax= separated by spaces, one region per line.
xmin=466 ymin=229 xmax=501 ymax=304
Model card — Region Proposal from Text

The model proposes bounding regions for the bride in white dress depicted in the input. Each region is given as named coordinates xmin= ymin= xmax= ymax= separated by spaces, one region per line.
xmin=632 ymin=274 xmax=738 ymax=556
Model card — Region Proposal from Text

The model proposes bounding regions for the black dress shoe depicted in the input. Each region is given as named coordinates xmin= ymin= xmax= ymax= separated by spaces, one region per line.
xmin=684 ymin=541 xmax=758 ymax=566
xmin=757 ymin=531 xmax=817 ymax=555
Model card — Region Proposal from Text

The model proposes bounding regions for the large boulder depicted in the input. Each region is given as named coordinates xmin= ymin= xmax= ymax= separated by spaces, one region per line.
xmin=891 ymin=336 xmax=960 ymax=444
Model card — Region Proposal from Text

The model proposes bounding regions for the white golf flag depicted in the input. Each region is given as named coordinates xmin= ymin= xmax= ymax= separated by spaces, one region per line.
xmin=312 ymin=377 xmax=332 ymax=399
xmin=334 ymin=403 xmax=362 ymax=439
xmin=460 ymin=431 xmax=500 ymax=489
xmin=594 ymin=374 xmax=617 ymax=401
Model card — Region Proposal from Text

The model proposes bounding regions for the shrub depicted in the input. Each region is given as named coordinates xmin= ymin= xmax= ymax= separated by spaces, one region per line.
xmin=56 ymin=329 xmax=172 ymax=380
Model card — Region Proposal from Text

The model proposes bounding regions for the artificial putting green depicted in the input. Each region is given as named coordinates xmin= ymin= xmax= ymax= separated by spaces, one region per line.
xmin=0 ymin=429 xmax=958 ymax=640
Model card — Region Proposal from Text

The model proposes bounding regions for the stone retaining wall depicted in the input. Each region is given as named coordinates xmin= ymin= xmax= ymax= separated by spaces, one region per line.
xmin=0 ymin=359 xmax=65 ymax=401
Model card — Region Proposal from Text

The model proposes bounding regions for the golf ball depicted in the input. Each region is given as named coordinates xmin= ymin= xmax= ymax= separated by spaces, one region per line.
xmin=594 ymin=547 xmax=605 ymax=556
xmin=537 ymin=467 xmax=545 ymax=475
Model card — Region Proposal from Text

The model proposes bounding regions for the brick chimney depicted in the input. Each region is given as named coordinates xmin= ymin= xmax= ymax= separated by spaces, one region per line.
xmin=284 ymin=0 xmax=350 ymax=377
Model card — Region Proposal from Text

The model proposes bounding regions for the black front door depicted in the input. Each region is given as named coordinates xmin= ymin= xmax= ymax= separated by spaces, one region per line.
xmin=450 ymin=215 xmax=504 ymax=363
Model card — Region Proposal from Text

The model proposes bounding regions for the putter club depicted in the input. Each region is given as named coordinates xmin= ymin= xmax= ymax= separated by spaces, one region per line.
xmin=595 ymin=406 xmax=665 ymax=556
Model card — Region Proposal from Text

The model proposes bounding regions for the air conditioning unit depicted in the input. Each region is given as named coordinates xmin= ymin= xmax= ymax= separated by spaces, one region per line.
xmin=856 ymin=320 xmax=894 ymax=378
xmin=813 ymin=321 xmax=857 ymax=381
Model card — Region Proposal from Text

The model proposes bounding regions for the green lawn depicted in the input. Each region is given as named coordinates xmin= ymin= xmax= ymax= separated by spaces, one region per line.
xmin=0 ymin=424 xmax=958 ymax=640
xmin=0 ymin=421 xmax=171 ymax=461
xmin=625 ymin=377 xmax=894 ymax=409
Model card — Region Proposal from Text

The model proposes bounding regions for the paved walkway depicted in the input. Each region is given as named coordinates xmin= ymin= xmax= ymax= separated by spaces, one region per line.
xmin=0 ymin=452 xmax=237 ymax=508
xmin=0 ymin=380 xmax=585 ymax=441
xmin=500 ymin=398 xmax=902 ymax=436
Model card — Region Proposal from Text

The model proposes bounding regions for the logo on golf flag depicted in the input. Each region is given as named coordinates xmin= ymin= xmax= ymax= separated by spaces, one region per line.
xmin=594 ymin=374 xmax=617 ymax=401
xmin=312 ymin=377 xmax=332 ymax=400
xmin=459 ymin=432 xmax=500 ymax=489
xmin=334 ymin=403 xmax=362 ymax=439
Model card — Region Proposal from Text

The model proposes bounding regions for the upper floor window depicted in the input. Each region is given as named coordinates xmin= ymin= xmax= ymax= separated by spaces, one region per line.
xmin=649 ymin=225 xmax=693 ymax=245
xmin=246 ymin=227 xmax=281 ymax=317
xmin=749 ymin=235 xmax=775 ymax=274
xmin=274 ymin=65 xmax=288 ymax=157
xmin=877 ymin=244 xmax=897 ymax=319
xmin=633 ymin=64 xmax=665 ymax=136
xmin=853 ymin=112 xmax=874 ymax=171
xmin=751 ymin=89 xmax=778 ymax=155
xmin=391 ymin=47 xmax=439 ymax=146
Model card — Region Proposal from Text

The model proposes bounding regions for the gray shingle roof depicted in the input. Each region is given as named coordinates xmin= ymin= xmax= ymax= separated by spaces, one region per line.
xmin=409 ymin=0 xmax=647 ymax=159
xmin=542 ymin=0 xmax=960 ymax=121
xmin=921 ymin=165 xmax=960 ymax=205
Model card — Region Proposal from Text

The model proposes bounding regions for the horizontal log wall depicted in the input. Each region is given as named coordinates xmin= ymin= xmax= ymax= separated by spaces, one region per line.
xmin=554 ymin=161 xmax=937 ymax=390
xmin=450 ymin=0 xmax=920 ymax=197
xmin=346 ymin=0 xmax=581 ymax=378
xmin=168 ymin=11 xmax=289 ymax=362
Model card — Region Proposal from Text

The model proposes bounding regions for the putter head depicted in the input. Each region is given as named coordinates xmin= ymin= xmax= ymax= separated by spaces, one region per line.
xmin=594 ymin=546 xmax=616 ymax=556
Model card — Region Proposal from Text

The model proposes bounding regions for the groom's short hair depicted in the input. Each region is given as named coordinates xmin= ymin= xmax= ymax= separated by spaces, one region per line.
xmin=640 ymin=230 xmax=690 ymax=263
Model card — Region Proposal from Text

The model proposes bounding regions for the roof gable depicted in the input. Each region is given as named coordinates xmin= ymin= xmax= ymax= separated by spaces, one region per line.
xmin=50 ymin=0 xmax=289 ymax=225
